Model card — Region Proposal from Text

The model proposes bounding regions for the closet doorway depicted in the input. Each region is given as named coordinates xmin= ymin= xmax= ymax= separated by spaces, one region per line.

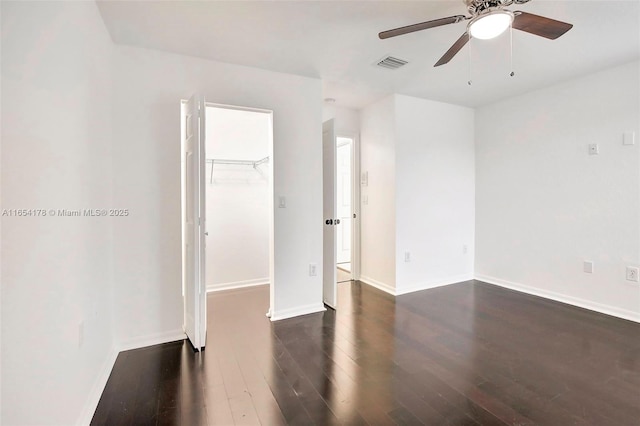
xmin=205 ymin=104 xmax=275 ymax=304
xmin=182 ymin=97 xmax=275 ymax=352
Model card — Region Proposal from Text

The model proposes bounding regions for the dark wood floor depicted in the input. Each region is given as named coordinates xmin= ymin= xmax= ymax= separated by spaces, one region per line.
xmin=92 ymin=280 xmax=640 ymax=425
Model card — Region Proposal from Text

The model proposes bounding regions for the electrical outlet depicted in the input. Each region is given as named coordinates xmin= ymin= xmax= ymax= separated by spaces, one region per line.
xmin=626 ymin=266 xmax=639 ymax=282
xmin=404 ymin=251 xmax=411 ymax=262
xmin=583 ymin=261 xmax=594 ymax=274
xmin=463 ymin=245 xmax=468 ymax=254
xmin=278 ymin=196 xmax=286 ymax=208
xmin=309 ymin=263 xmax=317 ymax=276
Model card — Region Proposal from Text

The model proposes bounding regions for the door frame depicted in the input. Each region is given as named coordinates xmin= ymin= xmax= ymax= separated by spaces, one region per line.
xmin=181 ymin=100 xmax=276 ymax=335
xmin=204 ymin=102 xmax=276 ymax=315
xmin=335 ymin=132 xmax=360 ymax=282
xmin=323 ymin=128 xmax=361 ymax=293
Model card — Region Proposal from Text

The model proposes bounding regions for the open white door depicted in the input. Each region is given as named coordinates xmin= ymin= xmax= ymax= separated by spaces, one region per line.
xmin=322 ymin=119 xmax=337 ymax=309
xmin=183 ymin=94 xmax=207 ymax=350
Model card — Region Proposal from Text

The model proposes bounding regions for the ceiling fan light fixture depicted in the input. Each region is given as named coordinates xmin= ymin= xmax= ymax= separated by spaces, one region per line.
xmin=468 ymin=10 xmax=514 ymax=40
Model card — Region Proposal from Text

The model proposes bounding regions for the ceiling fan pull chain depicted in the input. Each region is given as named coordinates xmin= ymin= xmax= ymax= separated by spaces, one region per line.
xmin=468 ymin=33 xmax=472 ymax=86
xmin=509 ymin=23 xmax=515 ymax=77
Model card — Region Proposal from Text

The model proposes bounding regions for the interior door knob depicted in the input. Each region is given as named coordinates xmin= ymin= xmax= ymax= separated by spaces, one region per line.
xmin=325 ymin=219 xmax=333 ymax=225
xmin=335 ymin=219 xmax=341 ymax=225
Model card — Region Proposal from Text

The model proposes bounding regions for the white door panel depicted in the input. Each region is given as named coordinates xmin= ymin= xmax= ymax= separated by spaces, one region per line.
xmin=183 ymin=93 xmax=206 ymax=350
xmin=322 ymin=119 xmax=337 ymax=309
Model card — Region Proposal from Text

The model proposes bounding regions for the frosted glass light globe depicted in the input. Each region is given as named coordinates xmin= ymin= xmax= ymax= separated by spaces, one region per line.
xmin=469 ymin=11 xmax=513 ymax=40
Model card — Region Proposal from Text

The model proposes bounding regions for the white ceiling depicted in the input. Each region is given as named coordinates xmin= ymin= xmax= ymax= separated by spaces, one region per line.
xmin=97 ymin=1 xmax=640 ymax=109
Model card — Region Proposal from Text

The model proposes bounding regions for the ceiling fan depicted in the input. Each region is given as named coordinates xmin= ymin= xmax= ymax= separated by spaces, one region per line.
xmin=379 ymin=0 xmax=573 ymax=67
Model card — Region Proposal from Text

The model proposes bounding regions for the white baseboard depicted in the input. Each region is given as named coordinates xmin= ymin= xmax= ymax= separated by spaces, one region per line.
xmin=207 ymin=278 xmax=269 ymax=293
xmin=359 ymin=274 xmax=473 ymax=296
xmin=77 ymin=329 xmax=186 ymax=425
xmin=475 ymin=274 xmax=640 ymax=323
xmin=76 ymin=345 xmax=119 ymax=426
xmin=395 ymin=274 xmax=474 ymax=296
xmin=117 ymin=328 xmax=186 ymax=352
xmin=270 ymin=303 xmax=326 ymax=321
xmin=359 ymin=275 xmax=396 ymax=295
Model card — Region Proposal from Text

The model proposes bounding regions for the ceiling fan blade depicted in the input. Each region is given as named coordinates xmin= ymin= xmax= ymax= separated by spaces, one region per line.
xmin=512 ymin=11 xmax=573 ymax=40
xmin=379 ymin=15 xmax=467 ymax=39
xmin=434 ymin=32 xmax=469 ymax=67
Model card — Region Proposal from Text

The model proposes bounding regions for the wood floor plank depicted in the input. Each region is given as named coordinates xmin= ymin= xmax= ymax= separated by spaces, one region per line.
xmin=205 ymin=399 xmax=235 ymax=425
xmin=92 ymin=281 xmax=640 ymax=425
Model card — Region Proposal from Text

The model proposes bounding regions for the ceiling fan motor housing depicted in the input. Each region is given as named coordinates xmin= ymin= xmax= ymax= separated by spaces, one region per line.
xmin=464 ymin=0 xmax=531 ymax=15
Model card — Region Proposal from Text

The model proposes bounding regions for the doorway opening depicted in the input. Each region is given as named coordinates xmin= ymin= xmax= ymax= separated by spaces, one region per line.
xmin=205 ymin=105 xmax=274 ymax=298
xmin=336 ymin=136 xmax=353 ymax=284
xmin=181 ymin=96 xmax=274 ymax=351
xmin=322 ymin=118 xmax=360 ymax=310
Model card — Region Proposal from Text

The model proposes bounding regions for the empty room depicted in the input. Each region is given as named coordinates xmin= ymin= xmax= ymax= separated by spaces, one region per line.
xmin=1 ymin=1 xmax=638 ymax=425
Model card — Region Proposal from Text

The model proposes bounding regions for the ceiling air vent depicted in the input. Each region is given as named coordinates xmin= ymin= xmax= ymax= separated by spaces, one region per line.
xmin=376 ymin=56 xmax=408 ymax=70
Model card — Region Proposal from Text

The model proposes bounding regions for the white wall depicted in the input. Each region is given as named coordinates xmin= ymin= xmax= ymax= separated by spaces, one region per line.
xmin=1 ymin=2 xmax=116 ymax=425
xmin=360 ymin=96 xmax=396 ymax=290
xmin=395 ymin=95 xmax=475 ymax=294
xmin=205 ymin=107 xmax=270 ymax=290
xmin=323 ymin=104 xmax=360 ymax=135
xmin=359 ymin=95 xmax=475 ymax=295
xmin=475 ymin=60 xmax=640 ymax=321
xmin=111 ymin=44 xmax=323 ymax=337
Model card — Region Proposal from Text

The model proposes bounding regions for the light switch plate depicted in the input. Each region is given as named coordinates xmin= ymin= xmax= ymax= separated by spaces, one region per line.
xmin=623 ymin=132 xmax=636 ymax=146
xmin=588 ymin=144 xmax=599 ymax=155
xmin=583 ymin=261 xmax=594 ymax=274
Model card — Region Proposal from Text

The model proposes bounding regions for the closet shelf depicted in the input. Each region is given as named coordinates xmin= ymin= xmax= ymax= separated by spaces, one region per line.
xmin=206 ymin=156 xmax=269 ymax=182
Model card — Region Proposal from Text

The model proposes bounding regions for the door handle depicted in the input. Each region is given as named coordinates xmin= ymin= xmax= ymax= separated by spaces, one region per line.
xmin=325 ymin=219 xmax=333 ymax=225
xmin=335 ymin=219 xmax=340 ymax=225
xmin=204 ymin=232 xmax=209 ymax=236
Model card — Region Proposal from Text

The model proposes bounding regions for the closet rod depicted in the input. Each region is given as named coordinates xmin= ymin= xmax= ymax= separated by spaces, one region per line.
xmin=206 ymin=156 xmax=269 ymax=166
xmin=206 ymin=156 xmax=269 ymax=183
